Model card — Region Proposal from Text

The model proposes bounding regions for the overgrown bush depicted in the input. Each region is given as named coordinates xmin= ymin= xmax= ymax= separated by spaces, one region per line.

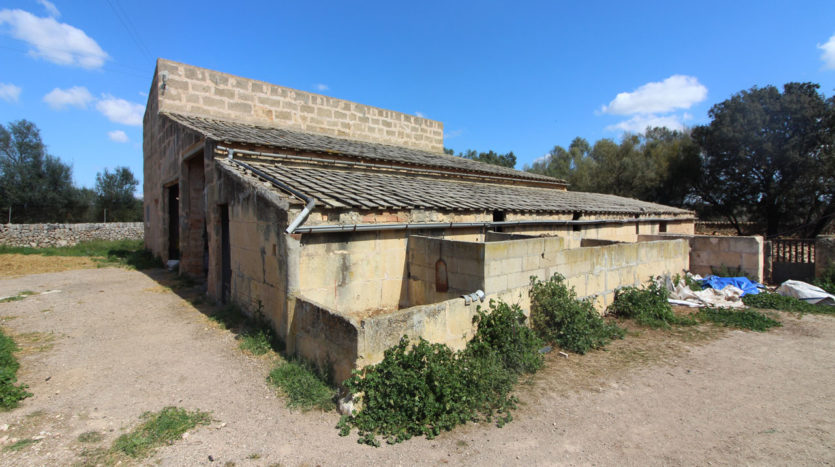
xmin=0 ymin=328 xmax=32 ymax=410
xmin=742 ymin=292 xmax=833 ymax=315
xmin=695 ymin=307 xmax=781 ymax=331
xmin=529 ymin=274 xmax=624 ymax=354
xmin=338 ymin=299 xmax=543 ymax=446
xmin=610 ymin=282 xmax=695 ymax=328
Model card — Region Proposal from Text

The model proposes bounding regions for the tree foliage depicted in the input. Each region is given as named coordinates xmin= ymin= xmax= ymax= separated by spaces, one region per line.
xmin=445 ymin=147 xmax=517 ymax=168
xmin=0 ymin=120 xmax=82 ymax=222
xmin=95 ymin=166 xmax=142 ymax=222
xmin=691 ymin=82 xmax=835 ymax=237
xmin=0 ymin=119 xmax=143 ymax=223
xmin=526 ymin=128 xmax=700 ymax=207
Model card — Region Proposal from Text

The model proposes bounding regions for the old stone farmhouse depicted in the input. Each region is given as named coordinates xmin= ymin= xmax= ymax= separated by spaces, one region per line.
xmin=143 ymin=59 xmax=699 ymax=382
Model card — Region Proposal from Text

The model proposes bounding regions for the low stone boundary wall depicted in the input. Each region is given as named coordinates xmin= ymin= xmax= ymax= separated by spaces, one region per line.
xmin=0 ymin=223 xmax=143 ymax=248
xmin=639 ymin=234 xmax=764 ymax=283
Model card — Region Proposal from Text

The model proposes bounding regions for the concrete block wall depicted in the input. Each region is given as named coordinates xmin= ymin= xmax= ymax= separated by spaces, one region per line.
xmin=289 ymin=296 xmax=359 ymax=386
xmin=407 ymin=235 xmax=486 ymax=306
xmin=406 ymin=234 xmax=689 ymax=311
xmin=639 ymin=234 xmax=764 ymax=283
xmin=153 ymin=59 xmax=444 ymax=152
xmin=483 ymin=237 xmax=689 ymax=309
xmin=356 ymin=288 xmax=527 ymax=369
xmin=297 ymin=230 xmax=408 ymax=315
xmin=816 ymin=236 xmax=835 ymax=278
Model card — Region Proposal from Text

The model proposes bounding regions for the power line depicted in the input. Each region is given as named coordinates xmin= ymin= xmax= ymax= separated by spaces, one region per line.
xmin=104 ymin=0 xmax=153 ymax=62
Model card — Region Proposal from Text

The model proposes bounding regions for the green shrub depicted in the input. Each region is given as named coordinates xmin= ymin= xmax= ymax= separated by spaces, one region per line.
xmin=112 ymin=407 xmax=211 ymax=458
xmin=814 ymin=261 xmax=835 ymax=295
xmin=610 ymin=282 xmax=695 ymax=328
xmin=339 ymin=299 xmax=544 ymax=446
xmin=742 ymin=292 xmax=833 ymax=315
xmin=0 ymin=328 xmax=32 ymax=410
xmin=529 ymin=274 xmax=625 ymax=354
xmin=268 ymin=360 xmax=335 ymax=411
xmin=696 ymin=307 xmax=781 ymax=331
xmin=467 ymin=300 xmax=543 ymax=374
xmin=672 ymin=272 xmax=703 ymax=291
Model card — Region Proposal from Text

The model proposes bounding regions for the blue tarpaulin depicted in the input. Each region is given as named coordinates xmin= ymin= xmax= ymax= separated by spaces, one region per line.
xmin=700 ymin=275 xmax=764 ymax=296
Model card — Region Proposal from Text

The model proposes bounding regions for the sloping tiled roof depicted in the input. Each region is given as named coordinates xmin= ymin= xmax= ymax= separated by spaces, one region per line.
xmin=220 ymin=159 xmax=691 ymax=215
xmin=164 ymin=112 xmax=562 ymax=184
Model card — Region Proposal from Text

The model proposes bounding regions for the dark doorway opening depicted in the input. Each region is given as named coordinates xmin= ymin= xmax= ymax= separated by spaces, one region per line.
xmin=167 ymin=184 xmax=180 ymax=260
xmin=220 ymin=204 xmax=231 ymax=303
xmin=493 ymin=210 xmax=506 ymax=233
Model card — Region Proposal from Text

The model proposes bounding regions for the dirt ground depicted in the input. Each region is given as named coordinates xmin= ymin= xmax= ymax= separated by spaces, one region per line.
xmin=0 ymin=265 xmax=833 ymax=466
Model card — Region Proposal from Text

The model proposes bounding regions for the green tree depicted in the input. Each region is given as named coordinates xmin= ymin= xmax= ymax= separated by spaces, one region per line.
xmin=692 ymin=83 xmax=835 ymax=237
xmin=525 ymin=128 xmax=699 ymax=206
xmin=94 ymin=166 xmax=142 ymax=222
xmin=448 ymin=148 xmax=517 ymax=168
xmin=0 ymin=120 xmax=79 ymax=223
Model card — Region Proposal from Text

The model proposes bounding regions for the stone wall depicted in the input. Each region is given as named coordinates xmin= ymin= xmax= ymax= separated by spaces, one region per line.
xmin=0 ymin=223 xmax=143 ymax=248
xmin=816 ymin=236 xmax=835 ymax=278
xmin=407 ymin=235 xmax=486 ymax=306
xmin=405 ymin=235 xmax=689 ymax=311
xmin=356 ymin=238 xmax=689 ymax=368
xmin=153 ymin=59 xmax=444 ymax=153
xmin=639 ymin=234 xmax=764 ymax=283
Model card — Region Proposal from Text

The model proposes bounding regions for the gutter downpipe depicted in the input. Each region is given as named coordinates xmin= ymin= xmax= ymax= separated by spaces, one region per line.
xmin=226 ymin=156 xmax=317 ymax=234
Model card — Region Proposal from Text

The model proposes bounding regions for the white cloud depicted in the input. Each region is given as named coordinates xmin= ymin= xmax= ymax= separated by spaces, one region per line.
xmin=601 ymin=75 xmax=707 ymax=115
xmin=819 ymin=34 xmax=835 ymax=69
xmin=43 ymin=85 xmax=92 ymax=109
xmin=444 ymin=129 xmax=463 ymax=139
xmin=108 ymin=130 xmax=128 ymax=143
xmin=36 ymin=0 xmax=60 ymax=18
xmin=314 ymin=83 xmax=329 ymax=91
xmin=0 ymin=82 xmax=22 ymax=102
xmin=532 ymin=153 xmax=549 ymax=164
xmin=96 ymin=95 xmax=144 ymax=126
xmin=415 ymin=111 xmax=425 ymax=118
xmin=0 ymin=9 xmax=108 ymax=69
xmin=605 ymin=114 xmax=686 ymax=133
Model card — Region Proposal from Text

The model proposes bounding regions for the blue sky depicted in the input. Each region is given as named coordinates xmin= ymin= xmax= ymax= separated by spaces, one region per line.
xmin=1 ymin=0 xmax=834 ymax=193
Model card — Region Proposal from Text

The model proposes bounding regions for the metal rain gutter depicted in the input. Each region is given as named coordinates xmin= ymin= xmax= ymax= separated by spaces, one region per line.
xmin=290 ymin=216 xmax=696 ymax=234
xmin=227 ymin=157 xmax=317 ymax=234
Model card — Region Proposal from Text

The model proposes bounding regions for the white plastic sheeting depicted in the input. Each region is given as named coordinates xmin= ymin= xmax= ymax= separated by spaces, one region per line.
xmin=776 ymin=280 xmax=835 ymax=306
xmin=662 ymin=274 xmax=746 ymax=309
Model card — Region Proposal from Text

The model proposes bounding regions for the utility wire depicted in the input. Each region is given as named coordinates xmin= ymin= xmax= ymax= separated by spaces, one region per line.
xmin=104 ymin=0 xmax=153 ymax=62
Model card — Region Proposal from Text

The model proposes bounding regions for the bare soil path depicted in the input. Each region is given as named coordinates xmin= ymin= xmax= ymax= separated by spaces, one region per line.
xmin=0 ymin=266 xmax=833 ymax=466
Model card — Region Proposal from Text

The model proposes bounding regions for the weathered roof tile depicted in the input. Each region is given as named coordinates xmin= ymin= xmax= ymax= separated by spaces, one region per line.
xmin=222 ymin=159 xmax=691 ymax=215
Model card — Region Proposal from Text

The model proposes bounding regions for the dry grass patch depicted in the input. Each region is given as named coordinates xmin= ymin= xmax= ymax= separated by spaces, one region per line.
xmin=0 ymin=254 xmax=97 ymax=278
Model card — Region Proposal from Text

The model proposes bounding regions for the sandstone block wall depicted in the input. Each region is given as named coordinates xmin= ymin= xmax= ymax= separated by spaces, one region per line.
xmin=639 ymin=234 xmax=764 ymax=283
xmin=0 ymin=223 xmax=143 ymax=248
xmin=407 ymin=235 xmax=486 ymax=306
xmin=406 ymin=235 xmax=689 ymax=311
xmin=153 ymin=59 xmax=444 ymax=152
xmin=483 ymin=237 xmax=689 ymax=309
